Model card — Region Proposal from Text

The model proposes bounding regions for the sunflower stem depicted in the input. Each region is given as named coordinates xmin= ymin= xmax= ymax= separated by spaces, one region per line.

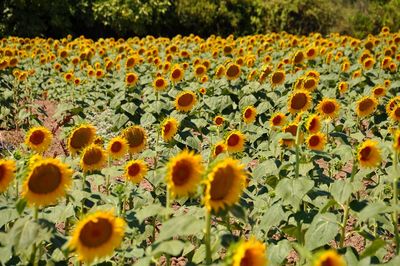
xmin=165 ymin=186 xmax=170 ymax=221
xmin=294 ymin=121 xmax=302 ymax=179
xmin=106 ymin=156 xmax=111 ymax=195
xmin=30 ymin=207 xmax=39 ymax=266
xmin=392 ymin=150 xmax=399 ymax=254
xmin=205 ymin=209 xmax=212 ymax=265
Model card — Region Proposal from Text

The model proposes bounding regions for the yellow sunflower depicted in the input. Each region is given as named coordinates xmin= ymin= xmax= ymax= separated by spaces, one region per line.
xmin=25 ymin=126 xmax=53 ymax=153
xmin=125 ymin=72 xmax=138 ymax=86
xmin=232 ymin=237 xmax=267 ymax=266
xmin=170 ymin=64 xmax=184 ymax=83
xmin=317 ymin=98 xmax=340 ymax=119
xmin=204 ymin=157 xmax=247 ymax=213
xmin=243 ymin=106 xmax=257 ymax=124
xmin=67 ymin=124 xmax=96 ymax=155
xmin=166 ymin=150 xmax=204 ymax=198
xmin=161 ymin=117 xmax=179 ymax=142
xmin=306 ymin=114 xmax=322 ymax=133
xmin=214 ymin=115 xmax=225 ymax=126
xmin=288 ymin=89 xmax=312 ymax=114
xmin=393 ymin=130 xmax=400 ymax=153
xmin=386 ymin=96 xmax=400 ymax=115
xmin=80 ymin=144 xmax=107 ymax=172
xmin=302 ymin=77 xmax=318 ymax=91
xmin=0 ymin=159 xmax=16 ymax=193
xmin=269 ymin=113 xmax=286 ymax=128
xmin=22 ymin=158 xmax=73 ymax=206
xmin=225 ymin=63 xmax=241 ymax=80
xmin=313 ymin=250 xmax=346 ymax=266
xmin=372 ymin=85 xmax=386 ymax=98
xmin=357 ymin=140 xmax=381 ymax=168
xmin=68 ymin=210 xmax=125 ymax=263
xmin=338 ymin=82 xmax=348 ymax=94
xmin=124 ymin=159 xmax=148 ymax=184
xmin=226 ymin=131 xmax=246 ymax=153
xmin=153 ymin=76 xmax=168 ymax=92
xmin=123 ymin=126 xmax=147 ymax=154
xmin=270 ymin=70 xmax=285 ymax=87
xmin=355 ymin=96 xmax=378 ymax=117
xmin=194 ymin=64 xmax=207 ymax=78
xmin=107 ymin=136 xmax=128 ymax=159
xmin=175 ymin=91 xmax=197 ymax=112
xmin=307 ymin=132 xmax=327 ymax=151
xmin=389 ymin=105 xmax=400 ymax=122
xmin=213 ymin=141 xmax=227 ymax=157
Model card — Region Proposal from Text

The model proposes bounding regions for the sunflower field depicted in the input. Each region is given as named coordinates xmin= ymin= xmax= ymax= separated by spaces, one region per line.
xmin=0 ymin=28 xmax=400 ymax=266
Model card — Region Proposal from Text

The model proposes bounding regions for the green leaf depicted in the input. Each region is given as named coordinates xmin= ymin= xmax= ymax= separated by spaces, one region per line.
xmin=330 ymin=179 xmax=353 ymax=205
xmin=259 ymin=204 xmax=286 ymax=233
xmin=275 ymin=177 xmax=314 ymax=211
xmin=360 ymin=239 xmax=386 ymax=259
xmin=156 ymin=215 xmax=204 ymax=243
xmin=252 ymin=161 xmax=278 ymax=180
xmin=135 ymin=203 xmax=164 ymax=223
xmin=192 ymin=244 xmax=206 ymax=264
xmin=358 ymin=201 xmax=388 ymax=222
xmin=304 ymin=213 xmax=340 ymax=250
xmin=152 ymin=240 xmax=185 ymax=256
xmin=268 ymin=240 xmax=292 ymax=265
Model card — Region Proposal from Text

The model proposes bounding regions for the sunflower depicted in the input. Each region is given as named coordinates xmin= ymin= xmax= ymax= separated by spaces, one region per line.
xmin=338 ymin=82 xmax=348 ymax=94
xmin=226 ymin=131 xmax=246 ymax=153
xmin=232 ymin=237 xmax=267 ymax=266
xmin=270 ymin=70 xmax=285 ymax=87
xmin=357 ymin=140 xmax=381 ymax=168
xmin=214 ymin=115 xmax=225 ymax=126
xmin=213 ymin=141 xmax=227 ymax=157
xmin=215 ymin=65 xmax=226 ymax=78
xmin=161 ymin=117 xmax=179 ymax=142
xmin=393 ymin=130 xmax=400 ymax=153
xmin=67 ymin=124 xmax=96 ymax=155
xmin=362 ymin=57 xmax=375 ymax=70
xmin=153 ymin=76 xmax=168 ymax=92
xmin=123 ymin=126 xmax=147 ymax=154
xmin=194 ymin=64 xmax=207 ymax=78
xmin=25 ymin=126 xmax=53 ymax=153
xmin=199 ymin=87 xmax=207 ymax=95
xmin=125 ymin=72 xmax=138 ymax=86
xmin=269 ymin=113 xmax=286 ymax=128
xmin=243 ymin=106 xmax=257 ymax=124
xmin=386 ymin=96 xmax=400 ymax=115
xmin=68 ymin=210 xmax=125 ymax=263
xmin=389 ymin=106 xmax=400 ymax=122
xmin=0 ymin=159 xmax=16 ymax=193
xmin=80 ymin=144 xmax=107 ymax=172
xmin=317 ymin=98 xmax=340 ymax=119
xmin=175 ymin=91 xmax=197 ymax=112
xmin=225 ymin=63 xmax=241 ymax=80
xmin=204 ymin=157 xmax=247 ymax=213
xmin=306 ymin=114 xmax=322 ymax=133
xmin=288 ymin=89 xmax=312 ymax=114
xmin=166 ymin=150 xmax=204 ymax=198
xmin=372 ymin=85 xmax=386 ymax=98
xmin=124 ymin=159 xmax=148 ymax=184
xmin=355 ymin=96 xmax=378 ymax=117
xmin=307 ymin=132 xmax=327 ymax=151
xmin=107 ymin=136 xmax=128 ymax=159
xmin=22 ymin=158 xmax=73 ymax=206
xmin=302 ymin=77 xmax=318 ymax=91
xmin=313 ymin=250 xmax=346 ymax=266
xmin=170 ymin=65 xmax=184 ymax=83
xmin=293 ymin=50 xmax=305 ymax=65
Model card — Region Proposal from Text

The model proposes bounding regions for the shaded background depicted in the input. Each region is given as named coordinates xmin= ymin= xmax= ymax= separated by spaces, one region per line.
xmin=1 ymin=0 xmax=399 ymax=39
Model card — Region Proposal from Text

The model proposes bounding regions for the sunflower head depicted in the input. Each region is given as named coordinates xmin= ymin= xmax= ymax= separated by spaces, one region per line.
xmin=68 ymin=210 xmax=125 ymax=263
xmin=307 ymin=132 xmax=327 ymax=151
xmin=226 ymin=131 xmax=246 ymax=153
xmin=317 ymin=98 xmax=340 ymax=119
xmin=269 ymin=113 xmax=286 ymax=128
xmin=67 ymin=124 xmax=97 ymax=155
xmin=80 ymin=144 xmax=107 ymax=173
xmin=153 ymin=76 xmax=168 ymax=92
xmin=0 ymin=159 xmax=16 ymax=193
xmin=107 ymin=136 xmax=128 ymax=159
xmin=125 ymin=72 xmax=138 ymax=86
xmin=357 ymin=140 xmax=381 ymax=168
xmin=231 ymin=237 xmax=268 ymax=266
xmin=170 ymin=64 xmax=184 ymax=83
xmin=25 ymin=126 xmax=53 ymax=153
xmin=306 ymin=114 xmax=322 ymax=133
xmin=124 ymin=159 xmax=148 ymax=184
xmin=389 ymin=105 xmax=400 ymax=122
xmin=214 ymin=115 xmax=225 ymax=126
xmin=225 ymin=63 xmax=241 ymax=80
xmin=213 ymin=141 xmax=227 ymax=157
xmin=161 ymin=117 xmax=179 ymax=142
xmin=204 ymin=157 xmax=247 ymax=213
xmin=302 ymin=77 xmax=318 ymax=91
xmin=166 ymin=150 xmax=204 ymax=198
xmin=393 ymin=130 xmax=400 ymax=153
xmin=338 ymin=82 xmax=348 ymax=94
xmin=355 ymin=96 xmax=378 ymax=117
xmin=288 ymin=89 xmax=312 ymax=114
xmin=22 ymin=158 xmax=73 ymax=206
xmin=175 ymin=91 xmax=197 ymax=112
xmin=123 ymin=126 xmax=147 ymax=154
xmin=372 ymin=85 xmax=386 ymax=98
xmin=313 ymin=249 xmax=346 ymax=266
xmin=242 ymin=106 xmax=257 ymax=124
xmin=270 ymin=70 xmax=285 ymax=86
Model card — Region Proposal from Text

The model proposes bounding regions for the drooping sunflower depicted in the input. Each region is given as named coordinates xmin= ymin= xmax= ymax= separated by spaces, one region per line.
xmin=288 ymin=89 xmax=312 ymax=114
xmin=226 ymin=131 xmax=246 ymax=153
xmin=313 ymin=250 xmax=346 ymax=266
xmin=269 ymin=112 xmax=286 ymax=128
xmin=175 ymin=91 xmax=197 ymax=112
xmin=270 ymin=70 xmax=285 ymax=87
xmin=357 ymin=140 xmax=381 ymax=168
xmin=213 ymin=141 xmax=227 ymax=157
xmin=170 ymin=64 xmax=184 ymax=83
xmin=67 ymin=124 xmax=96 ymax=155
xmin=307 ymin=132 xmax=327 ymax=151
xmin=306 ymin=114 xmax=322 ymax=133
xmin=161 ymin=117 xmax=179 ymax=142
xmin=231 ymin=237 xmax=268 ymax=266
xmin=22 ymin=158 xmax=73 ymax=206
xmin=317 ymin=98 xmax=340 ymax=119
xmin=80 ymin=144 xmax=107 ymax=172
xmin=355 ymin=96 xmax=378 ymax=117
xmin=225 ymin=63 xmax=241 ymax=80
xmin=242 ymin=106 xmax=257 ymax=124
xmin=372 ymin=85 xmax=386 ymax=98
xmin=338 ymin=81 xmax=348 ymax=94
xmin=0 ymin=159 xmax=16 ymax=193
xmin=214 ymin=115 xmax=225 ymax=126
xmin=25 ymin=126 xmax=53 ymax=153
xmin=166 ymin=150 xmax=204 ymax=198
xmin=204 ymin=157 xmax=247 ymax=213
xmin=124 ymin=159 xmax=148 ymax=184
xmin=125 ymin=72 xmax=138 ymax=86
xmin=107 ymin=136 xmax=128 ymax=159
xmin=153 ymin=76 xmax=168 ymax=92
xmin=68 ymin=210 xmax=125 ymax=263
xmin=123 ymin=126 xmax=147 ymax=154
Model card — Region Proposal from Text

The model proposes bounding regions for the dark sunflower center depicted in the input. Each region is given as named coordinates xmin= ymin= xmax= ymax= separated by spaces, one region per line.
xmin=322 ymin=102 xmax=336 ymax=114
xmin=0 ymin=165 xmax=5 ymax=181
xmin=304 ymin=79 xmax=315 ymax=89
xmin=226 ymin=65 xmax=239 ymax=77
xmin=79 ymin=218 xmax=113 ymax=248
xmin=244 ymin=109 xmax=253 ymax=119
xmin=272 ymin=116 xmax=282 ymax=125
xmin=111 ymin=141 xmax=122 ymax=153
xmin=394 ymin=108 xmax=400 ymax=118
xmin=127 ymin=74 xmax=136 ymax=83
xmin=172 ymin=69 xmax=181 ymax=79
xmin=128 ymin=163 xmax=141 ymax=177
xmin=291 ymin=93 xmax=307 ymax=110
xmin=30 ymin=130 xmax=45 ymax=145
xmin=215 ymin=145 xmax=224 ymax=156
xmin=155 ymin=79 xmax=165 ymax=87
xmin=227 ymin=134 xmax=240 ymax=146
xmin=321 ymin=257 xmax=335 ymax=266
xmin=374 ymin=88 xmax=384 ymax=95
xmin=70 ymin=128 xmax=93 ymax=150
xmin=163 ymin=123 xmax=171 ymax=134
xmin=294 ymin=52 xmax=304 ymax=63
xmin=209 ymin=165 xmax=235 ymax=200
xmin=178 ymin=93 xmax=194 ymax=107
xmin=172 ymin=160 xmax=191 ymax=186
xmin=215 ymin=117 xmax=223 ymax=125
xmin=309 ymin=135 xmax=320 ymax=147
xmin=125 ymin=128 xmax=145 ymax=148
xmin=28 ymin=164 xmax=62 ymax=194
xmin=285 ymin=125 xmax=297 ymax=136
xmin=360 ymin=146 xmax=371 ymax=161
xmin=196 ymin=67 xmax=205 ymax=75
xmin=83 ymin=148 xmax=103 ymax=165
xmin=309 ymin=118 xmax=318 ymax=131
xmin=240 ymin=248 xmax=255 ymax=266
xmin=359 ymin=99 xmax=373 ymax=112
xmin=272 ymin=72 xmax=284 ymax=84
